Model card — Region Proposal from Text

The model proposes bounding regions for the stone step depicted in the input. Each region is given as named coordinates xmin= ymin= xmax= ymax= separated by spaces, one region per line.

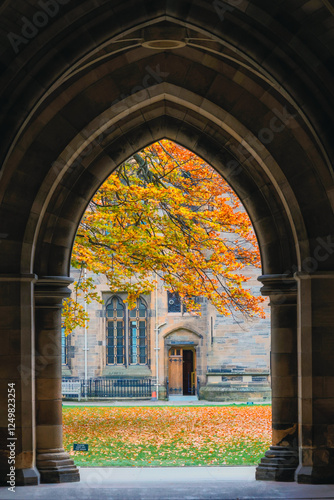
xmin=168 ymin=396 xmax=198 ymax=401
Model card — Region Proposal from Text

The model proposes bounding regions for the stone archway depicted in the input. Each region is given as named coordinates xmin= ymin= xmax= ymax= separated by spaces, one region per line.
xmin=0 ymin=0 xmax=334 ymax=486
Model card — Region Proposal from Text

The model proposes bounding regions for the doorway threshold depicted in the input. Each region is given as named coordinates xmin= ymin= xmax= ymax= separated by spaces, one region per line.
xmin=168 ymin=395 xmax=198 ymax=402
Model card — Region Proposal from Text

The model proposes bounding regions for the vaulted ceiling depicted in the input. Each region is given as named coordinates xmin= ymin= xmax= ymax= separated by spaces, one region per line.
xmin=0 ymin=1 xmax=333 ymax=277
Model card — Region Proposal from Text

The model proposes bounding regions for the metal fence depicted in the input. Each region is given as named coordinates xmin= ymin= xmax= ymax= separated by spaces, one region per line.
xmin=62 ymin=378 xmax=152 ymax=398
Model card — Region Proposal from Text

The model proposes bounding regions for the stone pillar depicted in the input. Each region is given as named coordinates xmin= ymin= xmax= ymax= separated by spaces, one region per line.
xmin=295 ymin=272 xmax=334 ymax=484
xmin=35 ymin=277 xmax=79 ymax=483
xmin=0 ymin=274 xmax=40 ymax=486
xmin=256 ymin=274 xmax=299 ymax=481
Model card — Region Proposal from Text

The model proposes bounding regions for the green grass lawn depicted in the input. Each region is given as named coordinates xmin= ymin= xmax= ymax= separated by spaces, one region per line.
xmin=63 ymin=405 xmax=271 ymax=467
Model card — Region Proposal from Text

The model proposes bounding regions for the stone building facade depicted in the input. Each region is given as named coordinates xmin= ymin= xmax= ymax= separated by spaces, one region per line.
xmin=62 ymin=266 xmax=271 ymax=401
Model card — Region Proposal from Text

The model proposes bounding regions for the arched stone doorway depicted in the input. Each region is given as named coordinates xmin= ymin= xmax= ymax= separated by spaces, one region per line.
xmin=0 ymin=0 xmax=334 ymax=486
xmin=163 ymin=327 xmax=204 ymax=397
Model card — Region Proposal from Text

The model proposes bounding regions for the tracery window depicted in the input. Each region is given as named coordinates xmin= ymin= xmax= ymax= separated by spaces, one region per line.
xmin=106 ymin=296 xmax=125 ymax=365
xmin=129 ymin=298 xmax=148 ymax=365
xmin=106 ymin=296 xmax=148 ymax=366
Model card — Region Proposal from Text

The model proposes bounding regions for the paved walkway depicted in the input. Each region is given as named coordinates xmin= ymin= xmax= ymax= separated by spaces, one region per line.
xmin=1 ymin=467 xmax=333 ymax=500
xmin=63 ymin=398 xmax=269 ymax=407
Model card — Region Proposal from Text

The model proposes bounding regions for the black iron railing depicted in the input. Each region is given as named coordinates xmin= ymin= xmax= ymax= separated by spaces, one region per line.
xmin=196 ymin=377 xmax=200 ymax=398
xmin=62 ymin=378 xmax=152 ymax=398
xmin=84 ymin=378 xmax=152 ymax=398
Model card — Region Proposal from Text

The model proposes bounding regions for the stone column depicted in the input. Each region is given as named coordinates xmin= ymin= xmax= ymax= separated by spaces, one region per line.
xmin=0 ymin=274 xmax=40 ymax=486
xmin=295 ymin=272 xmax=334 ymax=484
xmin=256 ymin=274 xmax=299 ymax=481
xmin=35 ymin=277 xmax=79 ymax=483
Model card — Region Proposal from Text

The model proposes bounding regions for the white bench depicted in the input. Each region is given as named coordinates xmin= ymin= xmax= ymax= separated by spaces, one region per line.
xmin=62 ymin=380 xmax=81 ymax=401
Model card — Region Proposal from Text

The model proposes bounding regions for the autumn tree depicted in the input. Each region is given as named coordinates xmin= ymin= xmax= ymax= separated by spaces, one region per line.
xmin=62 ymin=140 xmax=264 ymax=334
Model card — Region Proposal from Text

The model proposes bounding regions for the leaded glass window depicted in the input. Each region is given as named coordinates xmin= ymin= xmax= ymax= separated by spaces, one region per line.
xmin=167 ymin=291 xmax=188 ymax=314
xmin=167 ymin=291 xmax=181 ymax=313
xmin=129 ymin=299 xmax=148 ymax=365
xmin=106 ymin=296 xmax=125 ymax=365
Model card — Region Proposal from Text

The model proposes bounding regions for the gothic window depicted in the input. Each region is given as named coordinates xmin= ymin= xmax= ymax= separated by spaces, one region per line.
xmin=106 ymin=296 xmax=148 ymax=366
xmin=106 ymin=296 xmax=125 ymax=365
xmin=129 ymin=298 xmax=148 ymax=365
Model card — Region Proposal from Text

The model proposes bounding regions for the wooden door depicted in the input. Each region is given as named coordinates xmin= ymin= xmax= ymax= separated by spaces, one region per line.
xmin=168 ymin=348 xmax=183 ymax=395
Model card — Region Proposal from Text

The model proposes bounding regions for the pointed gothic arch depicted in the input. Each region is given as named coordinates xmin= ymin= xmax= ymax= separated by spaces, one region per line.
xmin=0 ymin=0 xmax=334 ymax=486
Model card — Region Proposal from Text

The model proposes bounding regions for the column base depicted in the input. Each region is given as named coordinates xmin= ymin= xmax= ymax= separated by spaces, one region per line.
xmin=16 ymin=467 xmax=40 ymax=486
xmin=256 ymin=446 xmax=299 ymax=482
xmin=37 ymin=448 xmax=80 ymax=483
xmin=296 ymin=465 xmax=334 ymax=484
xmin=0 ymin=466 xmax=40 ymax=486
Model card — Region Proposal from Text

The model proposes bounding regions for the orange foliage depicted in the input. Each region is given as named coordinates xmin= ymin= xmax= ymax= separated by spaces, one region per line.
xmin=63 ymin=140 xmax=264 ymax=333
xmin=63 ymin=405 xmax=272 ymax=466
